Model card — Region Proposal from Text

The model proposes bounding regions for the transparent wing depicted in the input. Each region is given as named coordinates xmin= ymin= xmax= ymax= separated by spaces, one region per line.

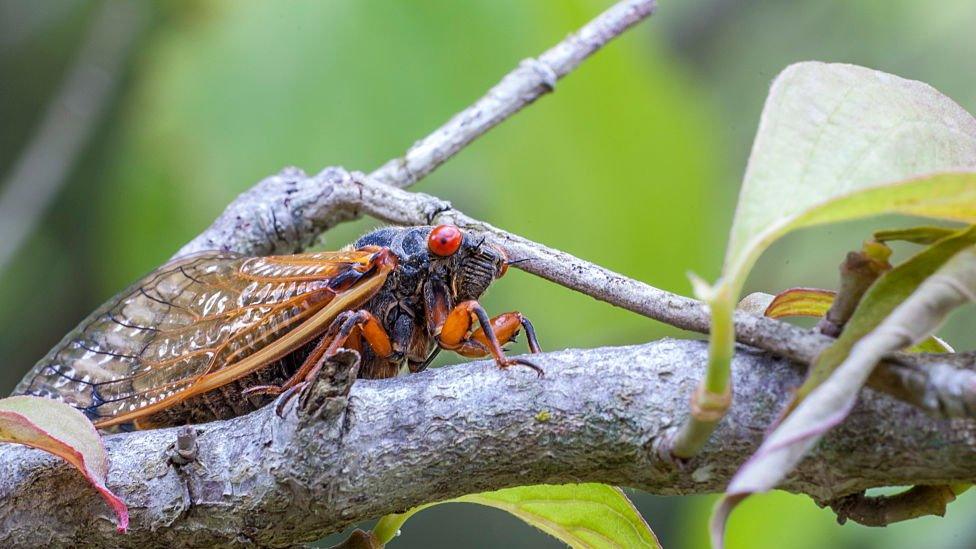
xmin=15 ymin=249 xmax=380 ymax=421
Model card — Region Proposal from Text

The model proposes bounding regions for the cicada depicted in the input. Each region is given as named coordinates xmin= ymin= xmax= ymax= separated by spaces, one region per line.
xmin=14 ymin=225 xmax=541 ymax=431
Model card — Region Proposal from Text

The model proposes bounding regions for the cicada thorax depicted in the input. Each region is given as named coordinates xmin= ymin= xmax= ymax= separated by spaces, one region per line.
xmin=14 ymin=248 xmax=395 ymax=430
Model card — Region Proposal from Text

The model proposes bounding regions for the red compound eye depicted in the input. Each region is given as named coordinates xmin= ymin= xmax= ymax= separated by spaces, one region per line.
xmin=428 ymin=224 xmax=463 ymax=257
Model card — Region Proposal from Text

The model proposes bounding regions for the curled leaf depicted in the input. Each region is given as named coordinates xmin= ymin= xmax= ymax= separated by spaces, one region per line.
xmin=0 ymin=395 xmax=128 ymax=531
xmin=908 ymin=334 xmax=953 ymax=353
xmin=736 ymin=292 xmax=775 ymax=315
xmin=874 ymin=226 xmax=958 ymax=245
xmin=742 ymin=287 xmax=949 ymax=352
xmin=763 ymin=288 xmax=835 ymax=319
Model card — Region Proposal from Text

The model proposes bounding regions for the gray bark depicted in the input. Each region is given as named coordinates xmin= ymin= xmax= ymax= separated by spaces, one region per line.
xmin=1 ymin=340 xmax=973 ymax=547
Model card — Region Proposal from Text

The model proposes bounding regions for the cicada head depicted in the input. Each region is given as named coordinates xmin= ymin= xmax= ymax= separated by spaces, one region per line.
xmin=356 ymin=224 xmax=508 ymax=301
xmin=453 ymin=233 xmax=508 ymax=301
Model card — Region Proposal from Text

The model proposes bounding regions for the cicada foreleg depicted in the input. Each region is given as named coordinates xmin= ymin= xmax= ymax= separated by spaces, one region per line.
xmin=466 ymin=312 xmax=542 ymax=355
xmin=434 ymin=300 xmax=543 ymax=377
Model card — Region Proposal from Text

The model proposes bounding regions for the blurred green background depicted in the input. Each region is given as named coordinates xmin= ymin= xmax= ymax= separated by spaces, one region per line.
xmin=2 ymin=1 xmax=975 ymax=547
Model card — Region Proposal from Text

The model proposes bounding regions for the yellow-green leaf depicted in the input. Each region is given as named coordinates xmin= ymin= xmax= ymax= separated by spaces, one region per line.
xmin=763 ymin=288 xmax=835 ymax=319
xmin=0 ymin=396 xmax=128 ymax=531
xmin=908 ymin=335 xmax=953 ymax=353
xmin=706 ymin=61 xmax=976 ymax=395
xmin=373 ymin=483 xmax=659 ymax=548
xmin=874 ymin=226 xmax=958 ymax=245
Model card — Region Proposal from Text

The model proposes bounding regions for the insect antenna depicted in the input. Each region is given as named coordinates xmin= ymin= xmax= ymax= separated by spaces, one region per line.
xmin=505 ymin=257 xmax=533 ymax=267
xmin=417 ymin=348 xmax=442 ymax=372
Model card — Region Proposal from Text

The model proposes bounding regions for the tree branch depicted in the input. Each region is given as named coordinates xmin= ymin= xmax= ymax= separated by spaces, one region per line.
xmin=177 ymin=167 xmax=976 ymax=421
xmin=2 ymin=340 xmax=974 ymax=547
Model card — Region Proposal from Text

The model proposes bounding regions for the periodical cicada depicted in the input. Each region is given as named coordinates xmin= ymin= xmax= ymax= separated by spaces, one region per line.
xmin=14 ymin=225 xmax=541 ymax=430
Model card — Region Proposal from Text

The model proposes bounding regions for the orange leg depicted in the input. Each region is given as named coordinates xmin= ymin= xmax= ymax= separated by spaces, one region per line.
xmin=437 ymin=301 xmax=543 ymax=376
xmin=455 ymin=313 xmax=541 ymax=357
xmin=244 ymin=309 xmax=393 ymax=399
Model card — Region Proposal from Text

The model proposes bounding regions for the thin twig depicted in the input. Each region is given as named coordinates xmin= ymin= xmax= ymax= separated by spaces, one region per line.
xmin=817 ymin=243 xmax=892 ymax=337
xmin=826 ymin=485 xmax=959 ymax=527
xmin=0 ymin=0 xmax=146 ymax=275
xmin=179 ymin=168 xmax=976 ymax=420
xmin=369 ymin=0 xmax=659 ymax=188
xmin=350 ymin=174 xmax=976 ymax=418
xmin=812 ymin=242 xmax=961 ymax=521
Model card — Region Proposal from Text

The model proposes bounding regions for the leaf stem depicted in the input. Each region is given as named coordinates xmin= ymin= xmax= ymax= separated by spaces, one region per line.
xmin=705 ymin=294 xmax=735 ymax=393
xmin=670 ymin=290 xmax=734 ymax=458
xmin=816 ymin=242 xmax=891 ymax=337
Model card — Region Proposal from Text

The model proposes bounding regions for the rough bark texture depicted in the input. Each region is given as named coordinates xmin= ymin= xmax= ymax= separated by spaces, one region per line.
xmin=2 ymin=340 xmax=974 ymax=548
xmin=176 ymin=166 xmax=363 ymax=258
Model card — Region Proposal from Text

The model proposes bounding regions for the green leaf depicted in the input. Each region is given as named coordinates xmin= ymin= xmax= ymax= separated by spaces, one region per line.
xmin=705 ymin=61 xmax=976 ymax=395
xmin=0 ymin=396 xmax=128 ymax=531
xmin=874 ymin=226 xmax=958 ymax=245
xmin=908 ymin=335 xmax=953 ymax=353
xmin=713 ymin=237 xmax=976 ymax=548
xmin=373 ymin=483 xmax=659 ymax=548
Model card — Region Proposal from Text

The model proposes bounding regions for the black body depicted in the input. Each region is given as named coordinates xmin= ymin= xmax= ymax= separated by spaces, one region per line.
xmin=353 ymin=226 xmax=506 ymax=377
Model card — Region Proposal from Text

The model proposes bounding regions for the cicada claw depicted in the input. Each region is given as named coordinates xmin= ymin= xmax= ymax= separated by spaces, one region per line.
xmin=272 ymin=382 xmax=308 ymax=418
xmin=502 ymin=357 xmax=544 ymax=378
xmin=242 ymin=382 xmax=303 ymax=417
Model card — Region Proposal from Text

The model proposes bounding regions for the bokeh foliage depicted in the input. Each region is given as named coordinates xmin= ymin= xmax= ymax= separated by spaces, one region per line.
xmin=2 ymin=1 xmax=976 ymax=547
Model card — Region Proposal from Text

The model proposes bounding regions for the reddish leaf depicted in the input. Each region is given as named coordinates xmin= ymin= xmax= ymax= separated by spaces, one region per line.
xmin=0 ymin=396 xmax=128 ymax=531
